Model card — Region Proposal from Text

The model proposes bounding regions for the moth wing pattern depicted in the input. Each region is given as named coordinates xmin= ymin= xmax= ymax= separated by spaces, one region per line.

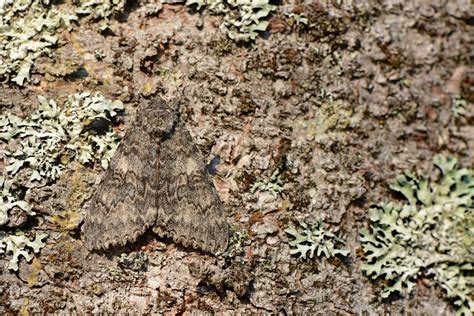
xmin=82 ymin=97 xmax=229 ymax=255
xmin=153 ymin=119 xmax=229 ymax=254
xmin=82 ymin=101 xmax=164 ymax=250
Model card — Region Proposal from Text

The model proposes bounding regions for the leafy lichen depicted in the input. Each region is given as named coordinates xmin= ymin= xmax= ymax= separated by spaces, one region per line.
xmin=74 ymin=0 xmax=126 ymax=19
xmin=0 ymin=231 xmax=48 ymax=271
xmin=360 ymin=155 xmax=474 ymax=315
xmin=186 ymin=0 xmax=276 ymax=42
xmin=284 ymin=12 xmax=309 ymax=27
xmin=224 ymin=227 xmax=248 ymax=258
xmin=285 ymin=221 xmax=349 ymax=259
xmin=0 ymin=0 xmax=125 ymax=85
xmin=2 ymin=93 xmax=123 ymax=178
xmin=251 ymin=167 xmax=284 ymax=198
xmin=0 ymin=92 xmax=123 ymax=227
xmin=452 ymin=95 xmax=469 ymax=118
xmin=0 ymin=1 xmax=77 ymax=85
xmin=0 ymin=175 xmax=34 ymax=227
xmin=118 ymin=252 xmax=149 ymax=272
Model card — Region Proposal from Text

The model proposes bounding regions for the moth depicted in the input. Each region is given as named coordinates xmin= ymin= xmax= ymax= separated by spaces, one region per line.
xmin=82 ymin=97 xmax=229 ymax=255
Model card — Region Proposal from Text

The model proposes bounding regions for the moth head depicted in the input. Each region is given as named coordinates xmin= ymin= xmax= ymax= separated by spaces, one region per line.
xmin=144 ymin=97 xmax=179 ymax=138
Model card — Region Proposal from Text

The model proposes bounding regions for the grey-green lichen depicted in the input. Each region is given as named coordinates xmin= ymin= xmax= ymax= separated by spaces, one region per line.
xmin=285 ymin=221 xmax=349 ymax=259
xmin=0 ymin=176 xmax=35 ymax=227
xmin=0 ymin=231 xmax=48 ymax=271
xmin=303 ymin=99 xmax=361 ymax=145
xmin=224 ymin=227 xmax=248 ymax=258
xmin=0 ymin=0 xmax=124 ymax=85
xmin=74 ymin=0 xmax=126 ymax=19
xmin=0 ymin=92 xmax=123 ymax=227
xmin=251 ymin=167 xmax=284 ymax=197
xmin=360 ymin=155 xmax=473 ymax=315
xmin=118 ymin=252 xmax=149 ymax=272
xmin=452 ymin=95 xmax=469 ymax=118
xmin=284 ymin=12 xmax=308 ymax=27
xmin=186 ymin=0 xmax=277 ymax=42
xmin=1 ymin=92 xmax=123 ymax=180
xmin=0 ymin=0 xmax=77 ymax=85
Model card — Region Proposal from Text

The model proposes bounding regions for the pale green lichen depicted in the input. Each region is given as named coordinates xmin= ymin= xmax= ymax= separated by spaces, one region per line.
xmin=0 ymin=92 xmax=123 ymax=227
xmin=251 ymin=168 xmax=284 ymax=197
xmin=118 ymin=252 xmax=149 ymax=272
xmin=0 ymin=231 xmax=48 ymax=271
xmin=360 ymin=155 xmax=474 ymax=315
xmin=285 ymin=221 xmax=349 ymax=259
xmin=224 ymin=227 xmax=248 ymax=258
xmin=284 ymin=12 xmax=309 ymax=26
xmin=452 ymin=95 xmax=469 ymax=118
xmin=303 ymin=99 xmax=361 ymax=145
xmin=0 ymin=176 xmax=35 ymax=227
xmin=0 ymin=0 xmax=77 ymax=85
xmin=75 ymin=0 xmax=126 ymax=19
xmin=1 ymin=92 xmax=123 ymax=181
xmin=186 ymin=0 xmax=276 ymax=42
xmin=0 ymin=0 xmax=125 ymax=85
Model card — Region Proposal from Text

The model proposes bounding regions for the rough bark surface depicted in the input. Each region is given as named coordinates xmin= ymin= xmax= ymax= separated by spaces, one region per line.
xmin=0 ymin=1 xmax=472 ymax=314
